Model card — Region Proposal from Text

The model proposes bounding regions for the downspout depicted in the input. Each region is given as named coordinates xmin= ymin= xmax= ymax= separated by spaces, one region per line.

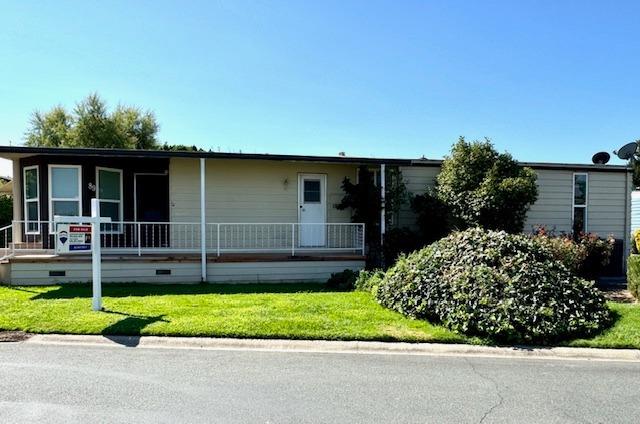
xmin=380 ymin=163 xmax=386 ymax=262
xmin=200 ymin=158 xmax=207 ymax=283
xmin=624 ymin=165 xmax=631 ymax=272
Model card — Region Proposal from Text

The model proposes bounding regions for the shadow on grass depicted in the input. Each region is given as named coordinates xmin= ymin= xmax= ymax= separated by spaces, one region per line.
xmin=101 ymin=309 xmax=169 ymax=346
xmin=29 ymin=282 xmax=331 ymax=300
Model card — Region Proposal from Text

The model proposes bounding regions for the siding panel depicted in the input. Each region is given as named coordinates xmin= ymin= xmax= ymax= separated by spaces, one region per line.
xmin=170 ymin=158 xmax=357 ymax=224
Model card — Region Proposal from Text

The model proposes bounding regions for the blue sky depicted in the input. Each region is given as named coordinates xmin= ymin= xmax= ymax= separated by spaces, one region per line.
xmin=1 ymin=0 xmax=639 ymax=176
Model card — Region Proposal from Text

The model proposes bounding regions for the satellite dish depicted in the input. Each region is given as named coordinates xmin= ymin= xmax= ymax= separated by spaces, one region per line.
xmin=591 ymin=151 xmax=610 ymax=165
xmin=614 ymin=142 xmax=638 ymax=160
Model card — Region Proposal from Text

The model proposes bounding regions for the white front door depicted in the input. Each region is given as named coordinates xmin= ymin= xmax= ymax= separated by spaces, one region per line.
xmin=298 ymin=174 xmax=327 ymax=247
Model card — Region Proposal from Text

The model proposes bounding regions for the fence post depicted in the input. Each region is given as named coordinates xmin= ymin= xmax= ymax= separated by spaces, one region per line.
xmin=137 ymin=222 xmax=142 ymax=256
xmin=217 ymin=223 xmax=220 ymax=257
xmin=361 ymin=224 xmax=365 ymax=256
xmin=291 ymin=223 xmax=295 ymax=256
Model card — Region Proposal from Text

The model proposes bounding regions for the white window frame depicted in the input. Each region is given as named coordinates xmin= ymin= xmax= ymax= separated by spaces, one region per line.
xmin=96 ymin=166 xmax=123 ymax=234
xmin=48 ymin=164 xmax=83 ymax=229
xmin=23 ymin=165 xmax=40 ymax=234
xmin=572 ymin=172 xmax=588 ymax=235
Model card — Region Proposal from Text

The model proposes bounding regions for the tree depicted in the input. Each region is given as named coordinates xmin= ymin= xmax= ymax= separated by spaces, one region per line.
xmin=434 ymin=137 xmax=538 ymax=233
xmin=336 ymin=166 xmax=408 ymax=266
xmin=25 ymin=93 xmax=159 ymax=149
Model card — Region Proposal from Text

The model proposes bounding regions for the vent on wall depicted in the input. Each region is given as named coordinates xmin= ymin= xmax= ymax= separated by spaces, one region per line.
xmin=49 ymin=270 xmax=66 ymax=277
xmin=156 ymin=269 xmax=171 ymax=275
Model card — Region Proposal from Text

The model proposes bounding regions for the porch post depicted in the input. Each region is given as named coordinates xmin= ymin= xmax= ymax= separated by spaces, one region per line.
xmin=200 ymin=158 xmax=207 ymax=283
xmin=380 ymin=163 xmax=386 ymax=250
xmin=11 ymin=160 xmax=22 ymax=244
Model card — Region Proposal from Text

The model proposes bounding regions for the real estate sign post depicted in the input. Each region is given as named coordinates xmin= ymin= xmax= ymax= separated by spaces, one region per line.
xmin=55 ymin=198 xmax=111 ymax=311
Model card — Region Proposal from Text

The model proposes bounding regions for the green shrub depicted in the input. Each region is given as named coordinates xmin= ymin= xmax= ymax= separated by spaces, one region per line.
xmin=628 ymin=255 xmax=640 ymax=298
xmin=326 ymin=269 xmax=358 ymax=290
xmin=435 ymin=138 xmax=538 ymax=233
xmin=532 ymin=226 xmax=614 ymax=280
xmin=634 ymin=229 xmax=640 ymax=254
xmin=410 ymin=190 xmax=451 ymax=244
xmin=382 ymin=227 xmax=422 ymax=267
xmin=576 ymin=233 xmax=615 ymax=280
xmin=376 ymin=228 xmax=611 ymax=343
xmin=354 ymin=269 xmax=385 ymax=294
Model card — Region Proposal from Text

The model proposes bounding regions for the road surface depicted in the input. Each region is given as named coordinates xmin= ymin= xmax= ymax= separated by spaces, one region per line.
xmin=1 ymin=342 xmax=639 ymax=423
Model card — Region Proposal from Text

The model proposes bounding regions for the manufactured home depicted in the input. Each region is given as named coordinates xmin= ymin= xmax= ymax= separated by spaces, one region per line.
xmin=0 ymin=146 xmax=632 ymax=285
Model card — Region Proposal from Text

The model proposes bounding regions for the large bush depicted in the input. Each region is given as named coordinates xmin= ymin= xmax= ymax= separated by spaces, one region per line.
xmin=376 ymin=228 xmax=611 ymax=343
xmin=435 ymin=138 xmax=538 ymax=233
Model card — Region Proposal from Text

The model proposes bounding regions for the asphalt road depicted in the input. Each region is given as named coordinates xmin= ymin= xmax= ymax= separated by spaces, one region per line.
xmin=1 ymin=343 xmax=639 ymax=423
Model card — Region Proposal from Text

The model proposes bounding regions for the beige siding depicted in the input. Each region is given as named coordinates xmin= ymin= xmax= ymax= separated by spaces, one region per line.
xmin=523 ymin=170 xmax=574 ymax=234
xmin=398 ymin=166 xmax=630 ymax=243
xmin=523 ymin=170 xmax=630 ymax=239
xmin=5 ymin=259 xmax=364 ymax=285
xmin=170 ymin=158 xmax=357 ymax=223
xmin=207 ymin=260 xmax=365 ymax=283
xmin=587 ymin=172 xmax=629 ymax=239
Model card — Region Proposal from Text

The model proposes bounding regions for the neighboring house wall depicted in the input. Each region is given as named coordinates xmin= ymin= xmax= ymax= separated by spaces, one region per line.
xmin=169 ymin=158 xmax=357 ymax=223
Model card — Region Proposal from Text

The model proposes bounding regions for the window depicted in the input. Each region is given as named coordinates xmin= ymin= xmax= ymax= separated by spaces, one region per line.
xmin=96 ymin=167 xmax=123 ymax=233
xmin=49 ymin=165 xmax=82 ymax=225
xmin=303 ymin=180 xmax=321 ymax=203
xmin=23 ymin=166 xmax=39 ymax=233
xmin=572 ymin=173 xmax=588 ymax=236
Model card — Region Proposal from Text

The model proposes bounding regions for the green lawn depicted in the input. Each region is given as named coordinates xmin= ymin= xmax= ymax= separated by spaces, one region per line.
xmin=0 ymin=284 xmax=638 ymax=349
xmin=0 ymin=284 xmax=467 ymax=343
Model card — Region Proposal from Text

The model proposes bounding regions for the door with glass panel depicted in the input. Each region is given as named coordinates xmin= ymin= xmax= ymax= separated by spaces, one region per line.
xmin=298 ymin=174 xmax=327 ymax=247
xmin=135 ymin=174 xmax=170 ymax=248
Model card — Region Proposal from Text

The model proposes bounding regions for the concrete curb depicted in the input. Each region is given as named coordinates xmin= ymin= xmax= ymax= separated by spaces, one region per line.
xmin=19 ymin=334 xmax=640 ymax=362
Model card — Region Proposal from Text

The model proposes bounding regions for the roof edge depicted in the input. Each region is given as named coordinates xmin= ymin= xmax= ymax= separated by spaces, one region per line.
xmin=0 ymin=145 xmax=631 ymax=172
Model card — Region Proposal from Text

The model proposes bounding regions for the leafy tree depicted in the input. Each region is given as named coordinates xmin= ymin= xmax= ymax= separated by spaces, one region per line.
xmin=160 ymin=143 xmax=204 ymax=152
xmin=25 ymin=93 xmax=159 ymax=149
xmin=435 ymin=137 xmax=538 ymax=233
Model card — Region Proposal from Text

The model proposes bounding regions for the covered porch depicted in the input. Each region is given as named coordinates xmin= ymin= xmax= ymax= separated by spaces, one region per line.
xmin=0 ymin=147 xmax=388 ymax=283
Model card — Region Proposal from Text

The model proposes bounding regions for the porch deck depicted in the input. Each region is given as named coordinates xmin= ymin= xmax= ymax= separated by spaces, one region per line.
xmin=0 ymin=251 xmax=366 ymax=285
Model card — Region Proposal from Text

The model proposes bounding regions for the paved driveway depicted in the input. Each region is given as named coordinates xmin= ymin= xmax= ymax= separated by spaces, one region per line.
xmin=0 ymin=343 xmax=639 ymax=423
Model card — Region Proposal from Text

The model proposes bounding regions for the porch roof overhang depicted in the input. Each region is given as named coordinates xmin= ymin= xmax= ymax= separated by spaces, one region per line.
xmin=0 ymin=145 xmax=631 ymax=173
xmin=0 ymin=145 xmax=413 ymax=166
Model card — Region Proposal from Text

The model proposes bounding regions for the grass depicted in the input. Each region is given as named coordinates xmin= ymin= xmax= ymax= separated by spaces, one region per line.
xmin=0 ymin=284 xmax=468 ymax=343
xmin=0 ymin=283 xmax=638 ymax=349
xmin=565 ymin=303 xmax=640 ymax=349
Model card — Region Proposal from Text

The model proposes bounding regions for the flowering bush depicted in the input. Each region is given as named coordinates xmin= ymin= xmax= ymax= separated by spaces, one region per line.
xmin=376 ymin=228 xmax=611 ymax=343
xmin=532 ymin=226 xmax=614 ymax=280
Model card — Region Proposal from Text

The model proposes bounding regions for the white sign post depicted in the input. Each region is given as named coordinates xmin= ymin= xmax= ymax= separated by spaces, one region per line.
xmin=55 ymin=198 xmax=111 ymax=311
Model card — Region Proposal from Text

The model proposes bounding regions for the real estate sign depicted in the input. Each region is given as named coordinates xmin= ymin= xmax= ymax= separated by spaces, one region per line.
xmin=56 ymin=224 xmax=92 ymax=253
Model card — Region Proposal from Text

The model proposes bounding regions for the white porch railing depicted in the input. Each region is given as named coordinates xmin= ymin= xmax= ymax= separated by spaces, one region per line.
xmin=0 ymin=221 xmax=365 ymax=259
